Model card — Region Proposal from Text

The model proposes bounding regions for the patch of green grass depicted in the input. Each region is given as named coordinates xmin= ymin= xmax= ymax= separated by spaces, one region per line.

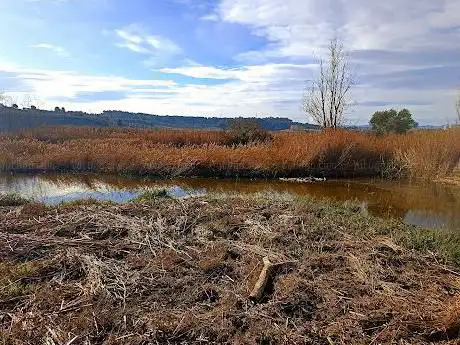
xmin=1 ymin=282 xmax=37 ymax=298
xmin=222 ymin=192 xmax=460 ymax=267
xmin=0 ymin=193 xmax=30 ymax=206
xmin=394 ymin=228 xmax=460 ymax=266
xmin=58 ymin=198 xmax=115 ymax=208
xmin=0 ymin=261 xmax=47 ymax=298
xmin=132 ymin=188 xmax=170 ymax=203
xmin=299 ymin=197 xmax=460 ymax=266
xmin=0 ymin=261 xmax=45 ymax=281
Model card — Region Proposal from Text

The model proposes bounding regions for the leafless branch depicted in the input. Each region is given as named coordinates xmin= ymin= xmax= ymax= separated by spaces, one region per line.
xmin=455 ymin=89 xmax=460 ymax=123
xmin=0 ymin=90 xmax=15 ymax=107
xmin=303 ymin=39 xmax=354 ymax=128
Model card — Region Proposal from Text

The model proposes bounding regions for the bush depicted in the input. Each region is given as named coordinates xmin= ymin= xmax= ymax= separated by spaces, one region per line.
xmin=225 ymin=118 xmax=272 ymax=145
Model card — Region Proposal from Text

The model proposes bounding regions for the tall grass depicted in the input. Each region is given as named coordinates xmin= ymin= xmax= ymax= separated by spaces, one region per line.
xmin=0 ymin=126 xmax=459 ymax=179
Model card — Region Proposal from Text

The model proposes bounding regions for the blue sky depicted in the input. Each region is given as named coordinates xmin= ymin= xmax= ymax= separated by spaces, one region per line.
xmin=0 ymin=0 xmax=459 ymax=125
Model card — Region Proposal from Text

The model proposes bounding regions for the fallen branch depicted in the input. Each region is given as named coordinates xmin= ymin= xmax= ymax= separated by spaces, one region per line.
xmin=248 ymin=256 xmax=298 ymax=303
xmin=249 ymin=256 xmax=274 ymax=303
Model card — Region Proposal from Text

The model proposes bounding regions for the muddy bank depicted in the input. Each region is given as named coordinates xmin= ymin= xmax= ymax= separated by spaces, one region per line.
xmin=1 ymin=193 xmax=460 ymax=344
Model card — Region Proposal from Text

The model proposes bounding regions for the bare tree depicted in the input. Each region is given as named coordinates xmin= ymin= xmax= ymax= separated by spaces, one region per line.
xmin=0 ymin=90 xmax=6 ymax=106
xmin=0 ymin=90 xmax=15 ymax=107
xmin=20 ymin=94 xmax=44 ymax=109
xmin=456 ymin=89 xmax=460 ymax=124
xmin=303 ymin=39 xmax=353 ymax=128
xmin=21 ymin=94 xmax=34 ymax=109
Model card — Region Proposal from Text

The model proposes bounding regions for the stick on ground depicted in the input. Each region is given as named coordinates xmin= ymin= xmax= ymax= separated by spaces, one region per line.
xmin=249 ymin=256 xmax=274 ymax=303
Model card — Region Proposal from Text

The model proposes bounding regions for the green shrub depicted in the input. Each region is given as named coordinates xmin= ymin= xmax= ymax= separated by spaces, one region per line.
xmin=132 ymin=189 xmax=170 ymax=203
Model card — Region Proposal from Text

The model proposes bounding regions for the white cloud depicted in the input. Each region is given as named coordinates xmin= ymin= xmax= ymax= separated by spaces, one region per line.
xmin=200 ymin=13 xmax=219 ymax=21
xmin=114 ymin=25 xmax=182 ymax=65
xmin=0 ymin=61 xmax=176 ymax=100
xmin=212 ymin=0 xmax=460 ymax=57
xmin=161 ymin=66 xmax=239 ymax=80
xmin=160 ymin=63 xmax=316 ymax=83
xmin=0 ymin=59 xmax=310 ymax=118
xmin=31 ymin=43 xmax=70 ymax=57
xmin=189 ymin=0 xmax=460 ymax=123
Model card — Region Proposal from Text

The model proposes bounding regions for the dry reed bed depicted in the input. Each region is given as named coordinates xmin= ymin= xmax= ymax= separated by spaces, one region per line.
xmin=0 ymin=127 xmax=459 ymax=179
xmin=1 ymin=194 xmax=460 ymax=344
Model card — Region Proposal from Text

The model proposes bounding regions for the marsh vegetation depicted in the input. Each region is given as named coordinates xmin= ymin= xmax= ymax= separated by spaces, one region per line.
xmin=1 ymin=193 xmax=460 ymax=344
xmin=0 ymin=126 xmax=459 ymax=180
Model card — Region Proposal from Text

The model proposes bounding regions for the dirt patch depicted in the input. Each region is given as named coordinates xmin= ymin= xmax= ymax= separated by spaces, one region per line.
xmin=1 ymin=194 xmax=459 ymax=344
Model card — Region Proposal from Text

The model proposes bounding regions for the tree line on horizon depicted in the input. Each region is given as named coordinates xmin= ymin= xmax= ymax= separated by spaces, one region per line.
xmin=0 ymin=104 xmax=321 ymax=133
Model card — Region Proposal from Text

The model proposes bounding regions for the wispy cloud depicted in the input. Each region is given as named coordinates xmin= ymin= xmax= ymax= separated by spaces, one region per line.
xmin=0 ymin=61 xmax=176 ymax=101
xmin=160 ymin=63 xmax=316 ymax=82
xmin=31 ymin=43 xmax=70 ymax=57
xmin=200 ymin=13 xmax=219 ymax=21
xmin=115 ymin=25 xmax=182 ymax=66
xmin=211 ymin=0 xmax=460 ymax=57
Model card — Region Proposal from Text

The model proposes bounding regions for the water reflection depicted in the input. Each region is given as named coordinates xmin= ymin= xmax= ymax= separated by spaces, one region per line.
xmin=0 ymin=173 xmax=459 ymax=231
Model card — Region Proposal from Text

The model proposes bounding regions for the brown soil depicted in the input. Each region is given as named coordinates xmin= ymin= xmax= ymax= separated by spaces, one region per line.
xmin=1 ymin=194 xmax=459 ymax=344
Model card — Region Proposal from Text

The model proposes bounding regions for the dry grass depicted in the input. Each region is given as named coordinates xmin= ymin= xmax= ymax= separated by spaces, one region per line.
xmin=0 ymin=126 xmax=459 ymax=180
xmin=1 ymin=193 xmax=460 ymax=344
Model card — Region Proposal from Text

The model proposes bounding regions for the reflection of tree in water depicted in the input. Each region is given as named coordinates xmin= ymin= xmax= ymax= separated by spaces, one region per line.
xmin=367 ymin=203 xmax=408 ymax=220
xmin=1 ymin=173 xmax=459 ymax=230
xmin=39 ymin=173 xmax=97 ymax=189
xmin=37 ymin=173 xmax=174 ymax=195
xmin=38 ymin=173 xmax=147 ymax=190
xmin=430 ymin=183 xmax=459 ymax=204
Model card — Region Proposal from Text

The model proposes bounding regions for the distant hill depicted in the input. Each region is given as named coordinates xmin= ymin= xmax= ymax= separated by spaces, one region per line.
xmin=0 ymin=106 xmax=319 ymax=132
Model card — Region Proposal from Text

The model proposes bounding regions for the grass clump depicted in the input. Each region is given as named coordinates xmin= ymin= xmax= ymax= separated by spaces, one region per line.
xmin=0 ymin=261 xmax=48 ymax=299
xmin=58 ymin=198 xmax=115 ymax=208
xmin=395 ymin=227 xmax=460 ymax=266
xmin=132 ymin=188 xmax=170 ymax=203
xmin=0 ymin=193 xmax=30 ymax=206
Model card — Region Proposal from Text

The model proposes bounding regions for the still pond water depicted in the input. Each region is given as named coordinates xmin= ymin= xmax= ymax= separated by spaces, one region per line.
xmin=1 ymin=173 xmax=459 ymax=231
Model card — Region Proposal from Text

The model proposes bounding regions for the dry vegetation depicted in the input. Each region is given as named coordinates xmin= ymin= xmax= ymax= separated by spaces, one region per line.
xmin=0 ymin=126 xmax=459 ymax=180
xmin=1 ymin=193 xmax=460 ymax=344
